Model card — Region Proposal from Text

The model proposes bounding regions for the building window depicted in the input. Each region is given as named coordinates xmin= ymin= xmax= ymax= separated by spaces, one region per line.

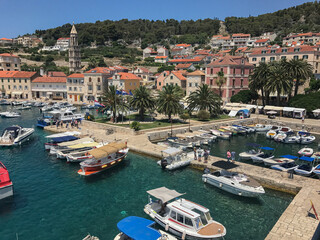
xmin=303 ymin=55 xmax=308 ymax=59
xmin=97 ymin=85 xmax=101 ymax=91
xmin=8 ymin=85 xmax=10 ymax=89
xmin=210 ymin=79 xmax=213 ymax=85
xmin=24 ymin=86 xmax=28 ymax=90
xmin=220 ymin=68 xmax=223 ymax=72
xmin=13 ymin=79 xmax=16 ymax=83
xmin=88 ymin=85 xmax=92 ymax=90
xmin=49 ymin=85 xmax=52 ymax=88
xmin=240 ymin=79 xmax=243 ymax=88
xmin=69 ymin=87 xmax=72 ymax=91
xmin=210 ymin=68 xmax=213 ymax=74
xmin=89 ymin=77 xmax=92 ymax=82
xmin=261 ymin=57 xmax=266 ymax=62
xmin=270 ymin=50 xmax=276 ymax=53
xmin=241 ymin=69 xmax=244 ymax=75
xmin=282 ymin=49 xmax=288 ymax=53
xmin=158 ymin=82 xmax=161 ymax=86
xmin=270 ymin=57 xmax=275 ymax=62
xmin=13 ymin=85 xmax=17 ymax=89
xmin=42 ymin=85 xmax=45 ymax=87
xmin=25 ymin=79 xmax=27 ymax=83
xmin=261 ymin=50 xmax=266 ymax=54
xmin=74 ymin=87 xmax=77 ymax=91
xmin=281 ymin=56 xmax=286 ymax=60
xmin=195 ymin=83 xmax=198 ymax=87
xmin=293 ymin=56 xmax=299 ymax=60
xmin=252 ymin=58 xmax=257 ymax=61
xmin=1 ymin=79 xmax=3 ymax=83
xmin=189 ymin=83 xmax=192 ymax=87
xmin=8 ymin=79 xmax=9 ymax=83
xmin=294 ymin=48 xmax=300 ymax=52
xmin=233 ymin=79 xmax=235 ymax=87
xmin=170 ymin=76 xmax=173 ymax=80
xmin=19 ymin=79 xmax=21 ymax=83
xmin=97 ymin=78 xmax=100 ymax=82
xmin=19 ymin=85 xmax=22 ymax=89
xmin=232 ymin=90 xmax=235 ymax=96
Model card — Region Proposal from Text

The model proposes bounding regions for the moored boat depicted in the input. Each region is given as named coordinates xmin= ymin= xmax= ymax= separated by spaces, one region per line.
xmin=251 ymin=147 xmax=274 ymax=163
xmin=78 ymin=142 xmax=129 ymax=176
xmin=114 ymin=216 xmax=177 ymax=240
xmin=2 ymin=112 xmax=21 ymax=118
xmin=0 ymin=125 xmax=34 ymax=146
xmin=263 ymin=155 xmax=296 ymax=166
xmin=313 ymin=164 xmax=320 ymax=178
xmin=294 ymin=156 xmax=315 ymax=176
xmin=254 ymin=124 xmax=272 ymax=132
xmin=239 ymin=143 xmax=262 ymax=160
xmin=144 ymin=187 xmax=226 ymax=239
xmin=298 ymin=147 xmax=313 ymax=157
xmin=49 ymin=137 xmax=94 ymax=155
xmin=210 ymin=129 xmax=230 ymax=140
xmin=202 ymin=169 xmax=265 ymax=197
xmin=266 ymin=130 xmax=277 ymax=139
xmin=0 ymin=162 xmax=13 ymax=200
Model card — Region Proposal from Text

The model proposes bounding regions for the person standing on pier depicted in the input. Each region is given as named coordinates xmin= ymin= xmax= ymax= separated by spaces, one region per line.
xmin=227 ymin=150 xmax=231 ymax=162
xmin=231 ymin=151 xmax=236 ymax=163
xmin=194 ymin=147 xmax=197 ymax=160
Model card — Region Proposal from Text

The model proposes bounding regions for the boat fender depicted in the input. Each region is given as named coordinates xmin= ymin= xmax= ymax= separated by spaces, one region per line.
xmin=182 ymin=231 xmax=186 ymax=240
xmin=165 ymin=224 xmax=169 ymax=231
xmin=203 ymin=177 xmax=207 ymax=183
xmin=219 ymin=183 xmax=222 ymax=188
xmin=238 ymin=192 xmax=242 ymax=196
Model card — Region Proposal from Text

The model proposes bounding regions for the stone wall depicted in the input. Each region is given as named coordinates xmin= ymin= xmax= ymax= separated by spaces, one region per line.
xmin=82 ymin=120 xmax=135 ymax=135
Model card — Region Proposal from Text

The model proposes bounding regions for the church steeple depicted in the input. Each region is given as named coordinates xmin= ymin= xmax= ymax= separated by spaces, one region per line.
xmin=69 ymin=23 xmax=81 ymax=73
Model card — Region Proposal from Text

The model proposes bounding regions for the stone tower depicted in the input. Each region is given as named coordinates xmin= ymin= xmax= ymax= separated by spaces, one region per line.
xmin=69 ymin=23 xmax=81 ymax=73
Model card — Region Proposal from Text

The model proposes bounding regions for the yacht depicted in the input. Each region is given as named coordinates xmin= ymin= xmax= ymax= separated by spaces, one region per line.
xmin=0 ymin=162 xmax=13 ymax=200
xmin=202 ymin=169 xmax=265 ymax=197
xmin=78 ymin=142 xmax=129 ymax=176
xmin=144 ymin=187 xmax=226 ymax=239
xmin=271 ymin=162 xmax=298 ymax=172
xmin=114 ymin=216 xmax=177 ymax=240
xmin=263 ymin=155 xmax=295 ymax=166
xmin=0 ymin=125 xmax=34 ymax=146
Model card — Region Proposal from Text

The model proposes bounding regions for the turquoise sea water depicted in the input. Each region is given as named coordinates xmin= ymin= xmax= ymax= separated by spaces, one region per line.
xmin=0 ymin=106 xmax=295 ymax=240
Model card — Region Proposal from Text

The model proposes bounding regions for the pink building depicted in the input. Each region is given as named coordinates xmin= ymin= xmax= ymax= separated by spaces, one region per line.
xmin=206 ymin=55 xmax=254 ymax=102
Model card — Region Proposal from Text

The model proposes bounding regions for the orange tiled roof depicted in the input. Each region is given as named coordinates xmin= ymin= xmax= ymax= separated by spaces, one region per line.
xmin=175 ymin=44 xmax=191 ymax=47
xmin=57 ymin=37 xmax=70 ymax=40
xmin=251 ymin=45 xmax=316 ymax=55
xmin=0 ymin=38 xmax=12 ymax=41
xmin=176 ymin=63 xmax=193 ymax=69
xmin=171 ymin=71 xmax=186 ymax=81
xmin=85 ymin=67 xmax=111 ymax=74
xmin=0 ymin=53 xmax=18 ymax=57
xmin=232 ymin=33 xmax=250 ymax=37
xmin=68 ymin=73 xmax=84 ymax=78
xmin=118 ymin=72 xmax=141 ymax=80
xmin=155 ymin=56 xmax=168 ymax=59
xmin=47 ymin=71 xmax=67 ymax=77
xmin=208 ymin=55 xmax=253 ymax=67
xmin=32 ymin=76 xmax=66 ymax=83
xmin=0 ymin=71 xmax=18 ymax=78
xmin=168 ymin=58 xmax=202 ymax=63
xmin=13 ymin=71 xmax=37 ymax=78
xmin=255 ymin=39 xmax=269 ymax=43
xmin=187 ymin=70 xmax=205 ymax=76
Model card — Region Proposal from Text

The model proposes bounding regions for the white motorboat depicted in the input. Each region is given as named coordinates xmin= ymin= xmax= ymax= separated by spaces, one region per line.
xmin=239 ymin=143 xmax=262 ymax=160
xmin=274 ymin=132 xmax=287 ymax=142
xmin=49 ymin=137 xmax=94 ymax=155
xmin=294 ymin=156 xmax=315 ymax=176
xmin=298 ymin=148 xmax=313 ymax=157
xmin=114 ymin=216 xmax=177 ymax=240
xmin=0 ymin=161 xmax=13 ymax=200
xmin=202 ymin=169 xmax=265 ymax=197
xmin=271 ymin=162 xmax=298 ymax=172
xmin=254 ymin=124 xmax=272 ymax=132
xmin=0 ymin=125 xmax=34 ymax=146
xmin=251 ymin=147 xmax=275 ymax=163
xmin=144 ymin=187 xmax=226 ymax=240
xmin=38 ymin=110 xmax=84 ymax=127
xmin=313 ymin=164 xmax=320 ymax=178
xmin=233 ymin=125 xmax=255 ymax=133
xmin=158 ymin=147 xmax=193 ymax=170
xmin=299 ymin=136 xmax=316 ymax=145
xmin=282 ymin=133 xmax=300 ymax=144
xmin=266 ymin=130 xmax=277 ymax=139
xmin=2 ymin=112 xmax=21 ymax=118
xmin=263 ymin=155 xmax=295 ymax=166
xmin=15 ymin=105 xmax=31 ymax=110
xmin=44 ymin=131 xmax=81 ymax=150
xmin=0 ymin=111 xmax=10 ymax=116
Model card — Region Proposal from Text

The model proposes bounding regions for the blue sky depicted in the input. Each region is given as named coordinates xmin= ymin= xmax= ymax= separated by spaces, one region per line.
xmin=0 ymin=0 xmax=313 ymax=38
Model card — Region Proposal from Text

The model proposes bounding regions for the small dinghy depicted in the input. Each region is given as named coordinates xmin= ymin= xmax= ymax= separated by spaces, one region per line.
xmin=251 ymin=147 xmax=274 ymax=163
xmin=114 ymin=216 xmax=177 ymax=240
xmin=274 ymin=132 xmax=287 ymax=142
xmin=299 ymin=135 xmax=316 ymax=145
xmin=294 ymin=156 xmax=315 ymax=176
xmin=266 ymin=130 xmax=277 ymax=139
xmin=202 ymin=169 xmax=265 ymax=197
xmin=233 ymin=125 xmax=255 ymax=133
xmin=2 ymin=112 xmax=21 ymax=118
xmin=282 ymin=133 xmax=300 ymax=144
xmin=298 ymin=148 xmax=313 ymax=157
xmin=255 ymin=124 xmax=272 ymax=132
xmin=263 ymin=154 xmax=296 ymax=166
xmin=210 ymin=129 xmax=230 ymax=140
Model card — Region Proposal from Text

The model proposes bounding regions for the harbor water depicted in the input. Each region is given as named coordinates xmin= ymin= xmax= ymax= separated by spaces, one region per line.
xmin=0 ymin=106 xmax=294 ymax=240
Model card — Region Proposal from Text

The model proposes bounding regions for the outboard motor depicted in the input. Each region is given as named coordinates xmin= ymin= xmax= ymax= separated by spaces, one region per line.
xmin=161 ymin=158 xmax=168 ymax=169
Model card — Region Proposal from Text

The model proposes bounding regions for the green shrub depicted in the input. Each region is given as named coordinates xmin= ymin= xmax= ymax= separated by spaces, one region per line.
xmin=230 ymin=90 xmax=258 ymax=104
xmin=289 ymin=92 xmax=320 ymax=112
xmin=180 ymin=113 xmax=189 ymax=122
xmin=197 ymin=110 xmax=210 ymax=121
xmin=131 ymin=121 xmax=141 ymax=131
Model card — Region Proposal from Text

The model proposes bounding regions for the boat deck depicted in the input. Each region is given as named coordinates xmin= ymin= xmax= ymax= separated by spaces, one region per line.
xmin=240 ymin=177 xmax=261 ymax=188
xmin=198 ymin=222 xmax=225 ymax=236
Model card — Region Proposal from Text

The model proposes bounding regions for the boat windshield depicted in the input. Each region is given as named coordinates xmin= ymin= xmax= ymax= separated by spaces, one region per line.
xmin=193 ymin=209 xmax=208 ymax=226
xmin=205 ymin=211 xmax=212 ymax=221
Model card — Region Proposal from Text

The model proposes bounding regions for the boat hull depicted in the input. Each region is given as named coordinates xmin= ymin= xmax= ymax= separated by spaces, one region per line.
xmin=0 ymin=184 xmax=13 ymax=200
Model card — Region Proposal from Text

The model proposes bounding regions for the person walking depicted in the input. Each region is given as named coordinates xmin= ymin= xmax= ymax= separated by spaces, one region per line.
xmin=204 ymin=149 xmax=209 ymax=163
xmin=193 ymin=147 xmax=197 ymax=160
xmin=231 ymin=151 xmax=236 ymax=163
xmin=302 ymin=115 xmax=305 ymax=124
xmin=198 ymin=150 xmax=202 ymax=162
xmin=227 ymin=150 xmax=231 ymax=162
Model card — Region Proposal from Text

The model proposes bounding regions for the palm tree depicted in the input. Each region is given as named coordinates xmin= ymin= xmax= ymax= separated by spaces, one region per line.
xmin=216 ymin=71 xmax=226 ymax=97
xmin=266 ymin=61 xmax=291 ymax=106
xmin=187 ymin=84 xmax=222 ymax=117
xmin=130 ymin=86 xmax=155 ymax=121
xmin=157 ymin=85 xmax=183 ymax=120
xmin=285 ymin=59 xmax=313 ymax=96
xmin=249 ymin=62 xmax=270 ymax=106
xmin=101 ymin=85 xmax=122 ymax=122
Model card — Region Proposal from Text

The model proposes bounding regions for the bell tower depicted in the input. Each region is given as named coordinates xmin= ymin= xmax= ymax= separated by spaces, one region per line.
xmin=69 ymin=23 xmax=81 ymax=72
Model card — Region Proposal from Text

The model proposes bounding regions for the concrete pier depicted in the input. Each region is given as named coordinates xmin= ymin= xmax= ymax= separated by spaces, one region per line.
xmin=44 ymin=117 xmax=320 ymax=239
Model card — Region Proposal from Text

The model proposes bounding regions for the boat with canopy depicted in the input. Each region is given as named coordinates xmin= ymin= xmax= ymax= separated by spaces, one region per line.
xmin=271 ymin=155 xmax=299 ymax=172
xmin=251 ymin=147 xmax=275 ymax=163
xmin=294 ymin=156 xmax=316 ymax=176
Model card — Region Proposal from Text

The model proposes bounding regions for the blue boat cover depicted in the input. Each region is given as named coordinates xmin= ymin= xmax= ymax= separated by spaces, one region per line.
xmin=51 ymin=136 xmax=78 ymax=143
xmin=300 ymin=156 xmax=314 ymax=162
xmin=280 ymin=155 xmax=298 ymax=159
xmin=260 ymin=147 xmax=274 ymax=150
xmin=117 ymin=216 xmax=161 ymax=240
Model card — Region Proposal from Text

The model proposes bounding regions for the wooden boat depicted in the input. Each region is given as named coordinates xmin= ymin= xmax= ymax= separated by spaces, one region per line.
xmin=78 ymin=142 xmax=129 ymax=176
xmin=144 ymin=187 xmax=226 ymax=239
xmin=0 ymin=162 xmax=13 ymax=200
xmin=44 ymin=131 xmax=80 ymax=150
xmin=49 ymin=137 xmax=94 ymax=155
xmin=56 ymin=142 xmax=102 ymax=159
xmin=220 ymin=126 xmax=237 ymax=135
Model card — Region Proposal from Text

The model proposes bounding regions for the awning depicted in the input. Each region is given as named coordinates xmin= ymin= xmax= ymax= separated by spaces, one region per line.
xmin=88 ymin=142 xmax=126 ymax=159
xmin=117 ymin=216 xmax=161 ymax=240
xmin=283 ymin=107 xmax=295 ymax=112
xmin=293 ymin=108 xmax=305 ymax=112
xmin=312 ymin=109 xmax=320 ymax=113
xmin=228 ymin=110 xmax=238 ymax=117
xmin=280 ymin=155 xmax=298 ymax=159
xmin=266 ymin=111 xmax=277 ymax=115
xmin=147 ymin=187 xmax=185 ymax=203
xmin=12 ymin=91 xmax=23 ymax=95
xmin=47 ymin=92 xmax=53 ymax=95
xmin=264 ymin=106 xmax=283 ymax=111
xmin=300 ymin=156 xmax=314 ymax=162
xmin=69 ymin=142 xmax=99 ymax=149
